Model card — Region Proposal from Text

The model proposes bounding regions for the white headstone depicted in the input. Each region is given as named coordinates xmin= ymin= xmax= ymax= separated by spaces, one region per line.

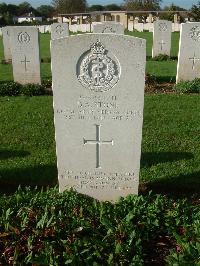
xmin=10 ymin=26 xmax=41 ymax=84
xmin=86 ymin=24 xmax=91 ymax=32
xmin=45 ymin=25 xmax=51 ymax=33
xmin=134 ymin=23 xmax=144 ymax=32
xmin=93 ymin=22 xmax=124 ymax=34
xmin=51 ymin=34 xmax=146 ymax=201
xmin=144 ymin=23 xmax=153 ymax=32
xmin=69 ymin=24 xmax=78 ymax=33
xmin=2 ymin=26 xmax=12 ymax=62
xmin=176 ymin=23 xmax=200 ymax=83
xmin=152 ymin=20 xmax=172 ymax=57
xmin=80 ymin=24 xmax=87 ymax=32
xmin=128 ymin=22 xmax=133 ymax=31
xmin=51 ymin=23 xmax=69 ymax=40
xmin=172 ymin=23 xmax=180 ymax=32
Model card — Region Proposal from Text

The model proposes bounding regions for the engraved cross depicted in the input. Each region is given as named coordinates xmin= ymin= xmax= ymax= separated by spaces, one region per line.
xmin=21 ymin=55 xmax=30 ymax=72
xmin=159 ymin=40 xmax=166 ymax=50
xmin=189 ymin=52 xmax=200 ymax=70
xmin=83 ymin=124 xmax=113 ymax=168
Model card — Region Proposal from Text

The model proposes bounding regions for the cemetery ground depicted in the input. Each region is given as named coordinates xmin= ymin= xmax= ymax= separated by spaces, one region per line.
xmin=0 ymin=32 xmax=200 ymax=265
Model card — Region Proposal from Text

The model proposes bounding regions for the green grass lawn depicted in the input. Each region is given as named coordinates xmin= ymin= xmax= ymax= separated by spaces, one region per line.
xmin=0 ymin=95 xmax=199 ymax=197
xmin=0 ymin=32 xmax=179 ymax=82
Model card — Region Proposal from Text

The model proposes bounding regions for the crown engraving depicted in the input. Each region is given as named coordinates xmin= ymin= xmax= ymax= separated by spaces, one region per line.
xmin=91 ymin=40 xmax=105 ymax=54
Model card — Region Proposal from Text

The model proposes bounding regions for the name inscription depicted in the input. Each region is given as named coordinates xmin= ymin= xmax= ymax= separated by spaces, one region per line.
xmin=56 ymin=95 xmax=142 ymax=121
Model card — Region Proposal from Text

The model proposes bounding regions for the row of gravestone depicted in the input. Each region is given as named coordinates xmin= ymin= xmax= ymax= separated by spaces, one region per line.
xmin=2 ymin=21 xmax=200 ymax=85
xmin=0 ymin=21 xmax=180 ymax=36
xmin=1 ymin=21 xmax=199 ymax=202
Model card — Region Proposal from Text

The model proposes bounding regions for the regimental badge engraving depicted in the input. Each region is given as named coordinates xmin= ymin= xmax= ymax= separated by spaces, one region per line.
xmin=77 ymin=40 xmax=121 ymax=92
xmin=18 ymin=32 xmax=31 ymax=44
xmin=56 ymin=25 xmax=64 ymax=35
xmin=189 ymin=26 xmax=200 ymax=42
xmin=159 ymin=23 xmax=168 ymax=32
xmin=102 ymin=27 xmax=116 ymax=33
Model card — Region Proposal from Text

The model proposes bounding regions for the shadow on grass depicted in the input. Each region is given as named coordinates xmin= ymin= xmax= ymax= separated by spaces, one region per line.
xmin=0 ymin=149 xmax=30 ymax=160
xmin=141 ymin=152 xmax=194 ymax=167
xmin=0 ymin=165 xmax=58 ymax=195
xmin=140 ymin=171 xmax=200 ymax=198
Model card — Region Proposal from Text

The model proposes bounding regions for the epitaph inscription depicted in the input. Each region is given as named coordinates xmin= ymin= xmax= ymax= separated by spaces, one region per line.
xmin=77 ymin=40 xmax=121 ymax=92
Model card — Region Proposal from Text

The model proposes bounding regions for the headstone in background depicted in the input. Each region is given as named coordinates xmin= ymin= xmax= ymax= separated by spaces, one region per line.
xmin=69 ymin=24 xmax=78 ymax=33
xmin=134 ymin=23 xmax=144 ymax=32
xmin=152 ymin=20 xmax=172 ymax=57
xmin=2 ymin=26 xmax=12 ymax=63
xmin=39 ymin=25 xmax=45 ymax=34
xmin=144 ymin=23 xmax=153 ymax=32
xmin=172 ymin=23 xmax=180 ymax=32
xmin=128 ymin=22 xmax=134 ymax=31
xmin=51 ymin=34 xmax=146 ymax=201
xmin=80 ymin=24 xmax=87 ymax=33
xmin=177 ymin=23 xmax=200 ymax=83
xmin=10 ymin=26 xmax=41 ymax=85
xmin=86 ymin=24 xmax=91 ymax=32
xmin=51 ymin=23 xmax=69 ymax=40
xmin=93 ymin=22 xmax=125 ymax=34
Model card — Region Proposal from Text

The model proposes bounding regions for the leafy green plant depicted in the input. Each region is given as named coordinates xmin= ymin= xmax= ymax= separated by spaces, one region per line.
xmin=0 ymin=82 xmax=49 ymax=96
xmin=20 ymin=83 xmax=46 ymax=96
xmin=174 ymin=79 xmax=200 ymax=93
xmin=153 ymin=54 xmax=171 ymax=61
xmin=0 ymin=81 xmax=22 ymax=96
xmin=0 ymin=188 xmax=199 ymax=265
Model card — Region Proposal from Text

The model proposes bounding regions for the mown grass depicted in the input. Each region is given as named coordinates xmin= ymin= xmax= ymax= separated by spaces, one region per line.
xmin=0 ymin=95 xmax=199 ymax=197
xmin=0 ymin=32 xmax=179 ymax=82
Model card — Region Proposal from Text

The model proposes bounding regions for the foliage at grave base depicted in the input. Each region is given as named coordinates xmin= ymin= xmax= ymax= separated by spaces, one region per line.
xmin=0 ymin=81 xmax=51 ymax=96
xmin=0 ymin=187 xmax=199 ymax=265
xmin=174 ymin=79 xmax=200 ymax=94
xmin=153 ymin=54 xmax=171 ymax=61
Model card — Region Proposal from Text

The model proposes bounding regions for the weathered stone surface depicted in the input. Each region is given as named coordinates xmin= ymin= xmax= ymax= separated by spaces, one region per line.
xmin=10 ymin=26 xmax=41 ymax=84
xmin=69 ymin=24 xmax=78 ymax=33
xmin=51 ymin=23 xmax=69 ymax=40
xmin=144 ymin=23 xmax=153 ymax=32
xmin=2 ymin=26 xmax=12 ymax=62
xmin=176 ymin=23 xmax=200 ymax=83
xmin=128 ymin=22 xmax=133 ymax=31
xmin=93 ymin=22 xmax=124 ymax=34
xmin=152 ymin=20 xmax=172 ymax=57
xmin=134 ymin=23 xmax=144 ymax=32
xmin=51 ymin=34 xmax=146 ymax=201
